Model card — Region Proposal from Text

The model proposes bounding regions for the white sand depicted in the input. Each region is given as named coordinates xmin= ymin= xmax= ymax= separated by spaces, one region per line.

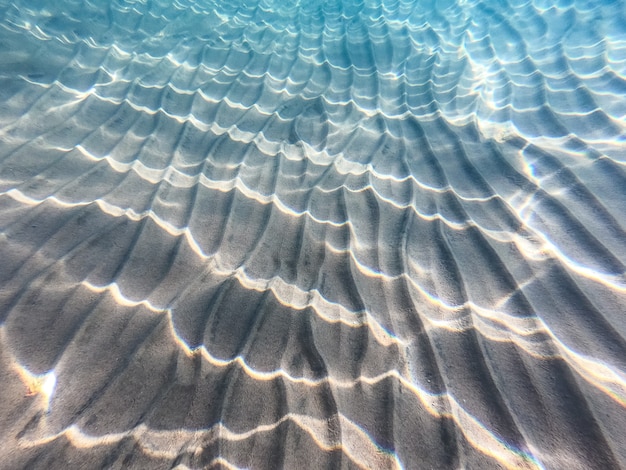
xmin=0 ymin=0 xmax=625 ymax=468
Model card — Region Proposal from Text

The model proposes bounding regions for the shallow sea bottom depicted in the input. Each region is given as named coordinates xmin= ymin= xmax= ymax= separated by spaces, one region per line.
xmin=0 ymin=0 xmax=625 ymax=468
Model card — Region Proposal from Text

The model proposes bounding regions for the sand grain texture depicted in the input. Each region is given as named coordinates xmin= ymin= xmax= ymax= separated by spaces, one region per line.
xmin=0 ymin=0 xmax=625 ymax=468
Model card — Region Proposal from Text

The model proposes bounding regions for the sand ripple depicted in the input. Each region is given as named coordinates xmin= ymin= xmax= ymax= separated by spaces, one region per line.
xmin=1 ymin=0 xmax=625 ymax=468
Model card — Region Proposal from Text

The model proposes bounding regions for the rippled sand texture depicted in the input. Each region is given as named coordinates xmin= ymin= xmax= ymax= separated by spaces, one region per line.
xmin=1 ymin=0 xmax=626 ymax=468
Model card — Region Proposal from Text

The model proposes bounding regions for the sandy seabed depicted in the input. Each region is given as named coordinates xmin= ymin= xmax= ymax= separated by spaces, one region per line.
xmin=0 ymin=0 xmax=625 ymax=468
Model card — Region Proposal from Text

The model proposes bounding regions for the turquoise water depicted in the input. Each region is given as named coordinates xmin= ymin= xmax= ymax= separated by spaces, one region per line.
xmin=0 ymin=0 xmax=625 ymax=468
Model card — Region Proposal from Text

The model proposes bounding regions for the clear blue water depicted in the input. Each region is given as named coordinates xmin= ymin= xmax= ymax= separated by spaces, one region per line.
xmin=0 ymin=0 xmax=625 ymax=468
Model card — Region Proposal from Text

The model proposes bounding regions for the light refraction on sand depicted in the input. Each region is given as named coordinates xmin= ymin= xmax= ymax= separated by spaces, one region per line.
xmin=0 ymin=0 xmax=625 ymax=468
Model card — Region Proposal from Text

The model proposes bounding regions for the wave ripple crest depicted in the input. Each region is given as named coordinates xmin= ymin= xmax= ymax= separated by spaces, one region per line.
xmin=1 ymin=0 xmax=625 ymax=468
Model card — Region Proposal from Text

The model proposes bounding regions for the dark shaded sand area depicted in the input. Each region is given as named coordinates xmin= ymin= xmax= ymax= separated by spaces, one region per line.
xmin=0 ymin=0 xmax=625 ymax=468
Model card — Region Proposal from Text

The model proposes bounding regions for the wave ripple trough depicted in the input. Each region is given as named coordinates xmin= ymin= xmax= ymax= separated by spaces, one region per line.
xmin=1 ymin=0 xmax=626 ymax=468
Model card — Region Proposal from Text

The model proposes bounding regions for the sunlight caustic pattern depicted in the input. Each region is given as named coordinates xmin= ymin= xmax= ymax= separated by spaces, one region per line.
xmin=0 ymin=0 xmax=625 ymax=468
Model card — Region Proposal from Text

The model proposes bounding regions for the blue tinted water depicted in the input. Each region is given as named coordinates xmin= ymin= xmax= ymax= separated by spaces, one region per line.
xmin=0 ymin=0 xmax=625 ymax=468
